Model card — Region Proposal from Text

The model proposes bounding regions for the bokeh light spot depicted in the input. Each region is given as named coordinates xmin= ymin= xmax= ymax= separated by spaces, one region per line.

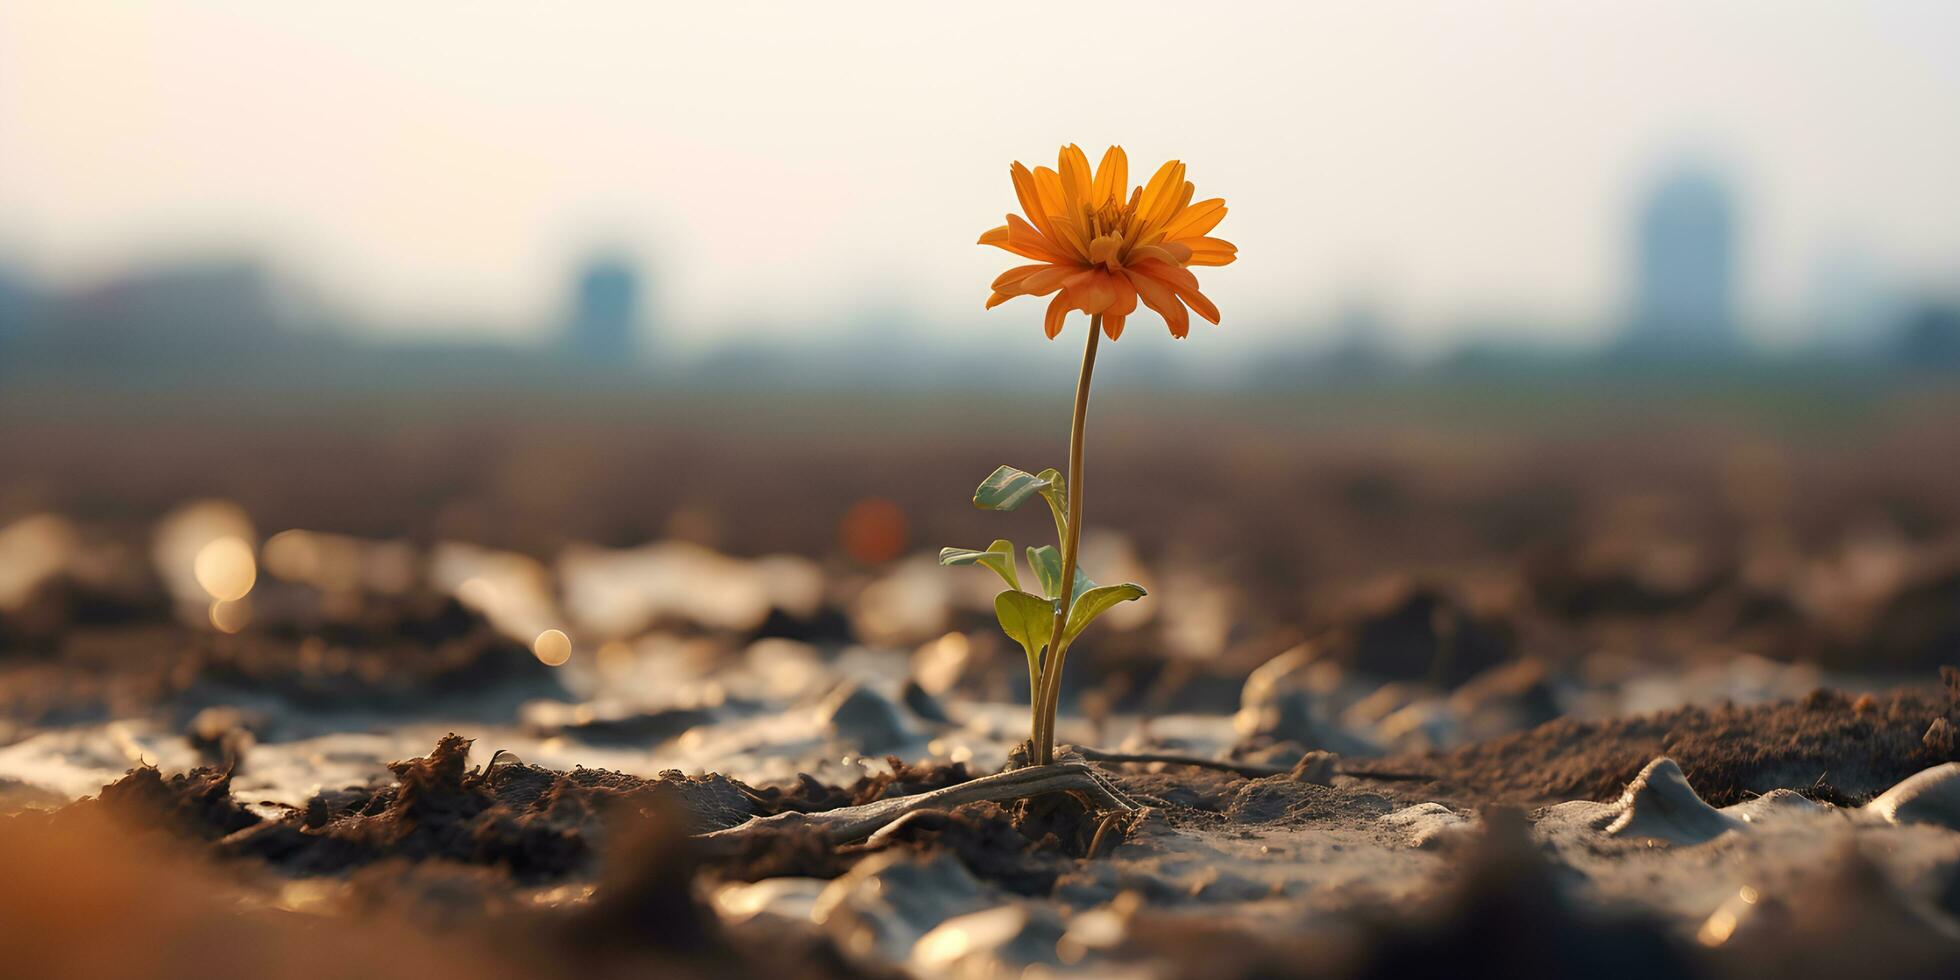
xmin=839 ymin=497 xmax=908 ymax=565
xmin=192 ymin=536 xmax=257 ymax=601
xmin=532 ymin=628 xmax=573 ymax=666
xmin=208 ymin=598 xmax=252 ymax=634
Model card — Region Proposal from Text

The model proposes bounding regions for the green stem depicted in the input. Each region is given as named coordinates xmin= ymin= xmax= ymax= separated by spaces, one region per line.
xmin=1034 ymin=654 xmax=1050 ymax=752
xmin=1034 ymin=315 xmax=1101 ymax=766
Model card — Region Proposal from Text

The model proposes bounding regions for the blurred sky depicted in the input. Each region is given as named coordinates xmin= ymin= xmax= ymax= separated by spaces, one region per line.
xmin=3 ymin=1 xmax=1958 ymax=352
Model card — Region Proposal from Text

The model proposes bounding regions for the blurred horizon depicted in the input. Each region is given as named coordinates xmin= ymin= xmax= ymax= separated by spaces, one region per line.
xmin=4 ymin=0 xmax=1960 ymax=367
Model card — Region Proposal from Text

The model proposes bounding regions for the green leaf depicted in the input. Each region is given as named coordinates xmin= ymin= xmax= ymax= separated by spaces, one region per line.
xmin=938 ymin=539 xmax=1020 ymax=591
xmin=993 ymin=589 xmax=1052 ymax=671
xmin=973 ymin=465 xmax=1057 ymax=512
xmin=1026 ymin=545 xmax=1095 ymax=602
xmin=1063 ymin=583 xmax=1147 ymax=644
xmin=1034 ymin=468 xmax=1068 ymax=539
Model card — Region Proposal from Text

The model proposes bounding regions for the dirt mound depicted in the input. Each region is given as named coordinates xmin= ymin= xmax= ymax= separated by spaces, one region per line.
xmin=217 ymin=734 xmax=799 ymax=880
xmin=21 ymin=736 xmax=991 ymax=891
xmin=1383 ymin=676 xmax=1960 ymax=806
xmin=1313 ymin=579 xmax=1518 ymax=687
xmin=94 ymin=764 xmax=262 ymax=840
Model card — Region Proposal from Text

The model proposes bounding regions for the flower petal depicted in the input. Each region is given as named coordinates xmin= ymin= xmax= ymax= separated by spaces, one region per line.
xmin=1047 ymin=215 xmax=1090 ymax=261
xmin=1175 ymin=283 xmax=1220 ymax=324
xmin=1018 ymin=264 xmax=1079 ymax=296
xmin=1044 ymin=293 xmax=1071 ymax=339
xmin=1090 ymin=146 xmax=1127 ymax=207
xmin=1010 ymin=163 xmax=1058 ymax=242
xmin=1164 ymin=199 xmax=1227 ymax=239
xmin=1059 ymin=144 xmax=1093 ymax=212
xmin=996 ymin=213 xmax=1072 ymax=263
xmin=1184 ymin=236 xmax=1238 ymax=267
xmin=1056 ymin=269 xmax=1109 ymax=314
xmin=1125 ymin=267 xmax=1190 ymax=339
xmin=991 ymin=263 xmax=1049 ymax=290
xmin=1144 ymin=178 xmax=1192 ymax=232
xmin=978 ymin=222 xmax=1060 ymax=263
xmin=1134 ymin=260 xmax=1220 ymax=324
xmin=1073 ymin=270 xmax=1117 ymax=313
xmin=1129 ymin=257 xmax=1200 ymax=293
xmin=1138 ymin=159 xmax=1182 ymax=220
xmin=1106 ymin=274 xmax=1138 ymax=318
xmin=1032 ymin=167 xmax=1067 ymax=218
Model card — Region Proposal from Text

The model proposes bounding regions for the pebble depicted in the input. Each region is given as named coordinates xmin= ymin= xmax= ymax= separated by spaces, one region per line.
xmin=1234 ymin=645 xmax=1322 ymax=745
xmin=815 ymin=681 xmax=912 ymax=753
xmin=900 ymin=678 xmax=952 ymax=725
xmin=1863 ymin=762 xmax=1960 ymax=829
xmin=813 ymin=851 xmax=995 ymax=964
xmin=1379 ymin=802 xmax=1477 ymax=849
xmin=1599 ymin=757 xmax=1738 ymax=844
xmin=909 ymin=903 xmax=1067 ymax=977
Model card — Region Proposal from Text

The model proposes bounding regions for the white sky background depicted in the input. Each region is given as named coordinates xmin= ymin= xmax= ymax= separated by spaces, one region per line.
xmin=2 ymin=1 xmax=1958 ymax=353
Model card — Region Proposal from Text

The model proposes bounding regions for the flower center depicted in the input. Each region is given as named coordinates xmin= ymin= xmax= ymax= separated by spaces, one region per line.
xmin=1090 ymin=199 xmax=1134 ymax=239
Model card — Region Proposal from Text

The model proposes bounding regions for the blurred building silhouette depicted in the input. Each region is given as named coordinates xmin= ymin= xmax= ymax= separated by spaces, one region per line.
xmin=1895 ymin=301 xmax=1960 ymax=369
xmin=562 ymin=255 xmax=644 ymax=365
xmin=1619 ymin=164 xmax=1742 ymax=358
xmin=0 ymin=265 xmax=39 ymax=350
xmin=0 ymin=259 xmax=314 ymax=383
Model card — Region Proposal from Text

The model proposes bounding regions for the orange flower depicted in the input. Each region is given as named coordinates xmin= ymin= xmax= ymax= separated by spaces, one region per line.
xmin=979 ymin=144 xmax=1236 ymax=340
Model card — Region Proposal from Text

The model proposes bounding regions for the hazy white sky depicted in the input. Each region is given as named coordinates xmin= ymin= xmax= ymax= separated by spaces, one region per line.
xmin=3 ymin=1 xmax=1958 ymax=351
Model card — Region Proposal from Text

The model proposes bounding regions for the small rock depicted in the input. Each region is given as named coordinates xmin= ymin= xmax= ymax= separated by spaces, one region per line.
xmin=1864 ymin=762 xmax=1960 ymax=829
xmin=1379 ymin=802 xmax=1476 ymax=849
xmin=816 ymin=682 xmax=911 ymax=753
xmin=1289 ymin=751 xmax=1337 ymax=786
xmin=811 ymin=850 xmax=994 ymax=964
xmin=1599 ymin=757 xmax=1737 ymax=844
xmin=1235 ymin=645 xmax=1323 ymax=744
xmin=1924 ymin=717 xmax=1956 ymax=757
xmin=910 ymin=904 xmax=1067 ymax=976
xmin=900 ymin=678 xmax=952 ymax=725
xmin=186 ymin=706 xmax=269 ymax=767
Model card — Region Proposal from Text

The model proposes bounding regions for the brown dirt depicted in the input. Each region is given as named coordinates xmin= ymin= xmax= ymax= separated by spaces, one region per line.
xmin=9 ymin=734 xmax=784 ymax=881
xmin=95 ymin=764 xmax=262 ymax=840
xmin=0 ymin=781 xmax=893 ymax=980
xmin=10 ymin=735 xmax=998 ymax=892
xmin=748 ymin=755 xmax=974 ymax=814
xmin=1381 ymin=672 xmax=1960 ymax=807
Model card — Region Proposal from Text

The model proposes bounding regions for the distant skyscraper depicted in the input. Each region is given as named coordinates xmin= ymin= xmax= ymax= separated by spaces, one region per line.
xmin=0 ymin=266 xmax=35 ymax=346
xmin=1621 ymin=164 xmax=1741 ymax=357
xmin=563 ymin=254 xmax=643 ymax=364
